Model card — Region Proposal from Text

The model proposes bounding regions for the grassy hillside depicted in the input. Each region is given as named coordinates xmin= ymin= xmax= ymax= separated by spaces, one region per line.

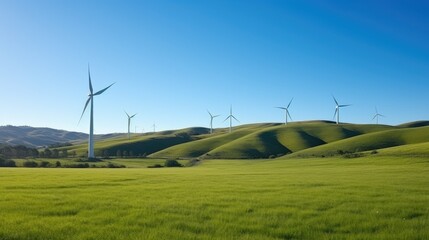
xmin=55 ymin=121 xmax=429 ymax=159
xmin=0 ymin=156 xmax=427 ymax=239
xmin=150 ymin=123 xmax=278 ymax=158
xmin=205 ymin=122 xmax=395 ymax=158
xmin=58 ymin=127 xmax=212 ymax=157
xmin=288 ymin=125 xmax=429 ymax=158
xmin=375 ymin=141 xmax=429 ymax=157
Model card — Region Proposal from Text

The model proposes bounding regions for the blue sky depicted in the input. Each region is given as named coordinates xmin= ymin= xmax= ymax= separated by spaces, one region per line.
xmin=0 ymin=0 xmax=428 ymax=133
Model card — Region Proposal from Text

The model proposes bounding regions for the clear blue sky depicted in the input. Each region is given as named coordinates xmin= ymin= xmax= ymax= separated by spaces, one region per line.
xmin=1 ymin=0 xmax=428 ymax=134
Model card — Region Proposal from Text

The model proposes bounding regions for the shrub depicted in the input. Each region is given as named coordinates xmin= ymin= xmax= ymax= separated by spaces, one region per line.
xmin=343 ymin=153 xmax=363 ymax=159
xmin=164 ymin=159 xmax=183 ymax=167
xmin=147 ymin=164 xmax=163 ymax=168
xmin=64 ymin=163 xmax=90 ymax=168
xmin=371 ymin=150 xmax=378 ymax=155
xmin=23 ymin=161 xmax=38 ymax=168
xmin=55 ymin=161 xmax=61 ymax=167
xmin=0 ymin=158 xmax=16 ymax=167
xmin=106 ymin=162 xmax=126 ymax=168
xmin=39 ymin=161 xmax=50 ymax=168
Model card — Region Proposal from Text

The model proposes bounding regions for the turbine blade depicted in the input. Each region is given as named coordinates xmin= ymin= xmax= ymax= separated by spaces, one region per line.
xmin=93 ymin=82 xmax=115 ymax=96
xmin=232 ymin=115 xmax=240 ymax=123
xmin=333 ymin=108 xmax=338 ymax=120
xmin=125 ymin=111 xmax=130 ymax=118
xmin=287 ymin=110 xmax=292 ymax=121
xmin=287 ymin=98 xmax=293 ymax=108
xmin=88 ymin=65 xmax=93 ymax=94
xmin=79 ymin=97 xmax=91 ymax=124
xmin=223 ymin=116 xmax=231 ymax=122
xmin=372 ymin=115 xmax=377 ymax=120
xmin=339 ymin=104 xmax=351 ymax=107
xmin=207 ymin=110 xmax=213 ymax=117
xmin=213 ymin=115 xmax=220 ymax=118
xmin=276 ymin=107 xmax=287 ymax=110
xmin=332 ymin=95 xmax=338 ymax=105
xmin=131 ymin=113 xmax=137 ymax=118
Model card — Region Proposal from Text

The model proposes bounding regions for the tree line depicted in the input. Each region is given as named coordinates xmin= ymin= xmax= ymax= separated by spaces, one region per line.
xmin=0 ymin=144 xmax=76 ymax=159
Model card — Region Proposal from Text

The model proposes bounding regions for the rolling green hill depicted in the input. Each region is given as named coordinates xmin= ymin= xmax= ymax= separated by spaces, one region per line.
xmin=57 ymin=127 xmax=212 ymax=157
xmin=203 ymin=122 xmax=395 ymax=159
xmin=54 ymin=121 xmax=429 ymax=159
xmin=150 ymin=123 xmax=278 ymax=158
xmin=287 ymin=125 xmax=429 ymax=158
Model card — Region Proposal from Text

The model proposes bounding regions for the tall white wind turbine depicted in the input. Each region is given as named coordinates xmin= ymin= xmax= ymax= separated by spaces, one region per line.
xmin=79 ymin=66 xmax=115 ymax=159
xmin=332 ymin=96 xmax=350 ymax=124
xmin=224 ymin=105 xmax=239 ymax=133
xmin=276 ymin=98 xmax=293 ymax=125
xmin=372 ymin=107 xmax=385 ymax=124
xmin=207 ymin=110 xmax=220 ymax=134
xmin=125 ymin=111 xmax=137 ymax=139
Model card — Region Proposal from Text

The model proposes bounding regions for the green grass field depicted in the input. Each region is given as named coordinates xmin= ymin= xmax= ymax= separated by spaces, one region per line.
xmin=1 ymin=155 xmax=428 ymax=239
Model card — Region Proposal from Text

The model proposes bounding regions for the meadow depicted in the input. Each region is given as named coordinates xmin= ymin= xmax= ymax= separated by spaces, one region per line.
xmin=0 ymin=155 xmax=428 ymax=239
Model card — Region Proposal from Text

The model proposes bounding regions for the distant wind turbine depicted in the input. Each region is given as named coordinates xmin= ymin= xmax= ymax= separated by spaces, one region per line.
xmin=153 ymin=124 xmax=156 ymax=132
xmin=332 ymin=96 xmax=351 ymax=125
xmin=276 ymin=98 xmax=293 ymax=125
xmin=224 ymin=105 xmax=239 ymax=133
xmin=372 ymin=107 xmax=385 ymax=124
xmin=79 ymin=66 xmax=115 ymax=159
xmin=207 ymin=110 xmax=220 ymax=134
xmin=125 ymin=111 xmax=137 ymax=139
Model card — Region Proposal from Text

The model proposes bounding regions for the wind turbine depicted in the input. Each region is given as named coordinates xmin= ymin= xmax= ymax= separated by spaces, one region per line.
xmin=332 ymin=96 xmax=351 ymax=124
xmin=224 ymin=105 xmax=239 ymax=133
xmin=153 ymin=124 xmax=156 ymax=132
xmin=125 ymin=111 xmax=137 ymax=139
xmin=276 ymin=98 xmax=293 ymax=125
xmin=372 ymin=107 xmax=385 ymax=124
xmin=79 ymin=66 xmax=115 ymax=159
xmin=207 ymin=110 xmax=220 ymax=134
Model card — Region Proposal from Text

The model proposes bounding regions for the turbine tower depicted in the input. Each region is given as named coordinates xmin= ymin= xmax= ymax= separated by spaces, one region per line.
xmin=207 ymin=110 xmax=220 ymax=134
xmin=372 ymin=107 xmax=385 ymax=124
xmin=125 ymin=111 xmax=137 ymax=139
xmin=332 ymin=96 xmax=350 ymax=124
xmin=276 ymin=98 xmax=293 ymax=125
xmin=224 ymin=105 xmax=239 ymax=133
xmin=79 ymin=66 xmax=114 ymax=159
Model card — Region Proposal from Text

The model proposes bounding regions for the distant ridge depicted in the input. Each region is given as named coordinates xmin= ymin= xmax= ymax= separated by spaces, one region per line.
xmin=0 ymin=125 xmax=123 ymax=148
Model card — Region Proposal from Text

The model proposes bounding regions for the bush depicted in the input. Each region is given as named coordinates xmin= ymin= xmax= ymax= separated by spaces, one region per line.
xmin=147 ymin=164 xmax=163 ymax=168
xmin=0 ymin=158 xmax=16 ymax=167
xmin=23 ymin=161 xmax=38 ymax=168
xmin=164 ymin=159 xmax=183 ymax=167
xmin=39 ymin=161 xmax=50 ymax=168
xmin=64 ymin=163 xmax=90 ymax=168
xmin=55 ymin=161 xmax=61 ymax=167
xmin=343 ymin=153 xmax=363 ymax=159
xmin=106 ymin=162 xmax=126 ymax=168
xmin=371 ymin=150 xmax=378 ymax=155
